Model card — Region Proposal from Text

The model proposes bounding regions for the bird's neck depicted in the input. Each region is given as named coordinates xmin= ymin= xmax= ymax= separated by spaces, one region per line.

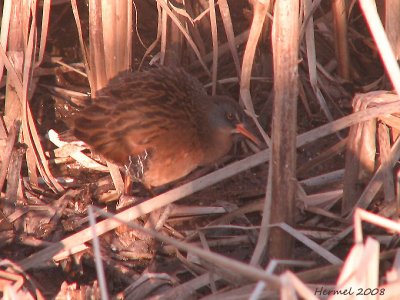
xmin=201 ymin=127 xmax=233 ymax=165
xmin=199 ymin=101 xmax=233 ymax=165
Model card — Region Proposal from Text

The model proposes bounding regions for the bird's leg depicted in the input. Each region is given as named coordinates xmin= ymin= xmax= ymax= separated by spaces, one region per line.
xmin=143 ymin=207 xmax=161 ymax=234
xmin=119 ymin=153 xmax=158 ymax=214
xmin=123 ymin=156 xmax=137 ymax=196
xmin=143 ymin=187 xmax=162 ymax=232
xmin=143 ymin=205 xmax=174 ymax=248
xmin=142 ymin=188 xmax=175 ymax=244
xmin=154 ymin=204 xmax=174 ymax=231
xmin=121 ymin=154 xmax=149 ymax=197
xmin=123 ymin=173 xmax=133 ymax=195
xmin=118 ymin=154 xmax=171 ymax=244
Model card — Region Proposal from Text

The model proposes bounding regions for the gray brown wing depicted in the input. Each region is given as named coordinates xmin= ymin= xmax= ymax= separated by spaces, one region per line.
xmin=73 ymin=68 xmax=208 ymax=165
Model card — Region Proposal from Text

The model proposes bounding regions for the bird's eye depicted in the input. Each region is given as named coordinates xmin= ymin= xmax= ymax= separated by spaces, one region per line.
xmin=226 ymin=112 xmax=234 ymax=121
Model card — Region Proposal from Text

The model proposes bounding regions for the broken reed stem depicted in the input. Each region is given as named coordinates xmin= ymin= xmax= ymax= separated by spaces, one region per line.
xmin=331 ymin=0 xmax=350 ymax=79
xmin=268 ymin=0 xmax=299 ymax=261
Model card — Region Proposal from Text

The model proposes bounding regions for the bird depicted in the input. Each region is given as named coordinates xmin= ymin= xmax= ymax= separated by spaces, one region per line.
xmin=72 ymin=67 xmax=260 ymax=189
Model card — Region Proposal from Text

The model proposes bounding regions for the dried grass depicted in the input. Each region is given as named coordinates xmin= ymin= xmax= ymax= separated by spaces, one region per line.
xmin=1 ymin=0 xmax=400 ymax=299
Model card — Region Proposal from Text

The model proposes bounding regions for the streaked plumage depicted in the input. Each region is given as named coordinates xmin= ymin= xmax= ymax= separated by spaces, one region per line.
xmin=73 ymin=67 xmax=259 ymax=187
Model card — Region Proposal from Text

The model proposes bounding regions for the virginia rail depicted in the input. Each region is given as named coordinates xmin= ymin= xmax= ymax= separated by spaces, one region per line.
xmin=73 ymin=67 xmax=259 ymax=188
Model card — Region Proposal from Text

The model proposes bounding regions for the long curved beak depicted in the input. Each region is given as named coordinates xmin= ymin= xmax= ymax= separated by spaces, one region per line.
xmin=234 ymin=123 xmax=261 ymax=146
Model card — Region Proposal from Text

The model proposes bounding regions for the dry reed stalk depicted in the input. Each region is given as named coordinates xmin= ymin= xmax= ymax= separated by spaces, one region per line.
xmin=160 ymin=7 xmax=168 ymax=65
xmin=47 ymin=129 xmax=108 ymax=171
xmin=385 ymin=0 xmax=400 ymax=60
xmin=36 ymin=0 xmax=50 ymax=66
xmin=250 ymin=259 xmax=315 ymax=300
xmin=300 ymin=189 xmax=343 ymax=207
xmin=189 ymin=29 xmax=250 ymax=69
xmin=297 ymin=138 xmax=347 ymax=175
xmin=11 ymin=3 xmax=400 ymax=294
xmin=18 ymin=89 xmax=400 ymax=272
xmin=155 ymin=272 xmax=220 ymax=299
xmin=84 ymin=0 xmax=133 ymax=193
xmin=162 ymin=1 xmax=184 ymax=66
xmin=299 ymin=248 xmax=398 ymax=283
xmin=298 ymin=79 xmax=313 ymax=117
xmin=122 ymin=273 xmax=175 ymax=299
xmin=88 ymin=0 xmax=107 ymax=92
xmin=315 ymin=210 xmax=400 ymax=299
xmin=238 ymin=0 xmax=273 ymax=268
xmin=279 ymin=271 xmax=319 ymax=300
xmin=380 ymin=114 xmax=400 ymax=130
xmin=240 ymin=0 xmax=271 ymax=115
xmin=4 ymin=145 xmax=26 ymax=217
xmin=139 ymin=4 xmax=162 ymax=69
xmin=183 ymin=1 xmax=207 ymax=60
xmin=218 ymin=0 xmax=241 ymax=77
xmin=359 ymin=0 xmax=400 ymax=95
xmin=238 ymin=2 xmax=272 ymax=164
xmin=104 ymin=1 xmax=132 ymax=76
xmin=354 ymin=208 xmax=400 ymax=242
xmin=106 ymin=162 xmax=124 ymax=195
xmin=204 ymin=283 xmax=277 ymax=299
xmin=0 ymin=0 xmax=12 ymax=84
xmin=268 ymin=0 xmax=299 ymax=262
xmin=21 ymin=14 xmax=63 ymax=192
xmin=156 ymin=0 xmax=209 ymax=74
xmin=3 ymin=0 xmax=23 ymax=131
xmin=88 ymin=206 xmax=109 ymax=300
xmin=71 ymin=0 xmax=92 ymax=84
xmin=198 ymin=233 xmax=218 ymax=292
xmin=277 ymin=209 xmax=400 ymax=299
xmin=378 ymin=122 xmax=395 ymax=202
xmin=0 ymin=122 xmax=7 ymax=141
xmin=342 ymin=94 xmax=378 ymax=214
xmin=99 ymin=208 xmax=281 ymax=286
xmin=302 ymin=206 xmax=347 ymax=223
xmin=297 ymin=95 xmax=400 ymax=145
xmin=0 ymin=121 xmax=21 ymax=193
xmin=303 ymin=0 xmax=334 ymax=123
xmin=331 ymin=0 xmax=350 ymax=79
xmin=209 ymin=0 xmax=218 ymax=95
xmin=0 ymin=0 xmax=63 ymax=192
xmin=20 ymin=148 xmax=272 ymax=267
xmin=273 ymin=223 xmax=342 ymax=264
xmin=346 ymin=123 xmax=400 ymax=217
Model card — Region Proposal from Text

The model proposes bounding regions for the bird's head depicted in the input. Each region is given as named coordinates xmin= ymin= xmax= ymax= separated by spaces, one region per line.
xmin=208 ymin=96 xmax=261 ymax=146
